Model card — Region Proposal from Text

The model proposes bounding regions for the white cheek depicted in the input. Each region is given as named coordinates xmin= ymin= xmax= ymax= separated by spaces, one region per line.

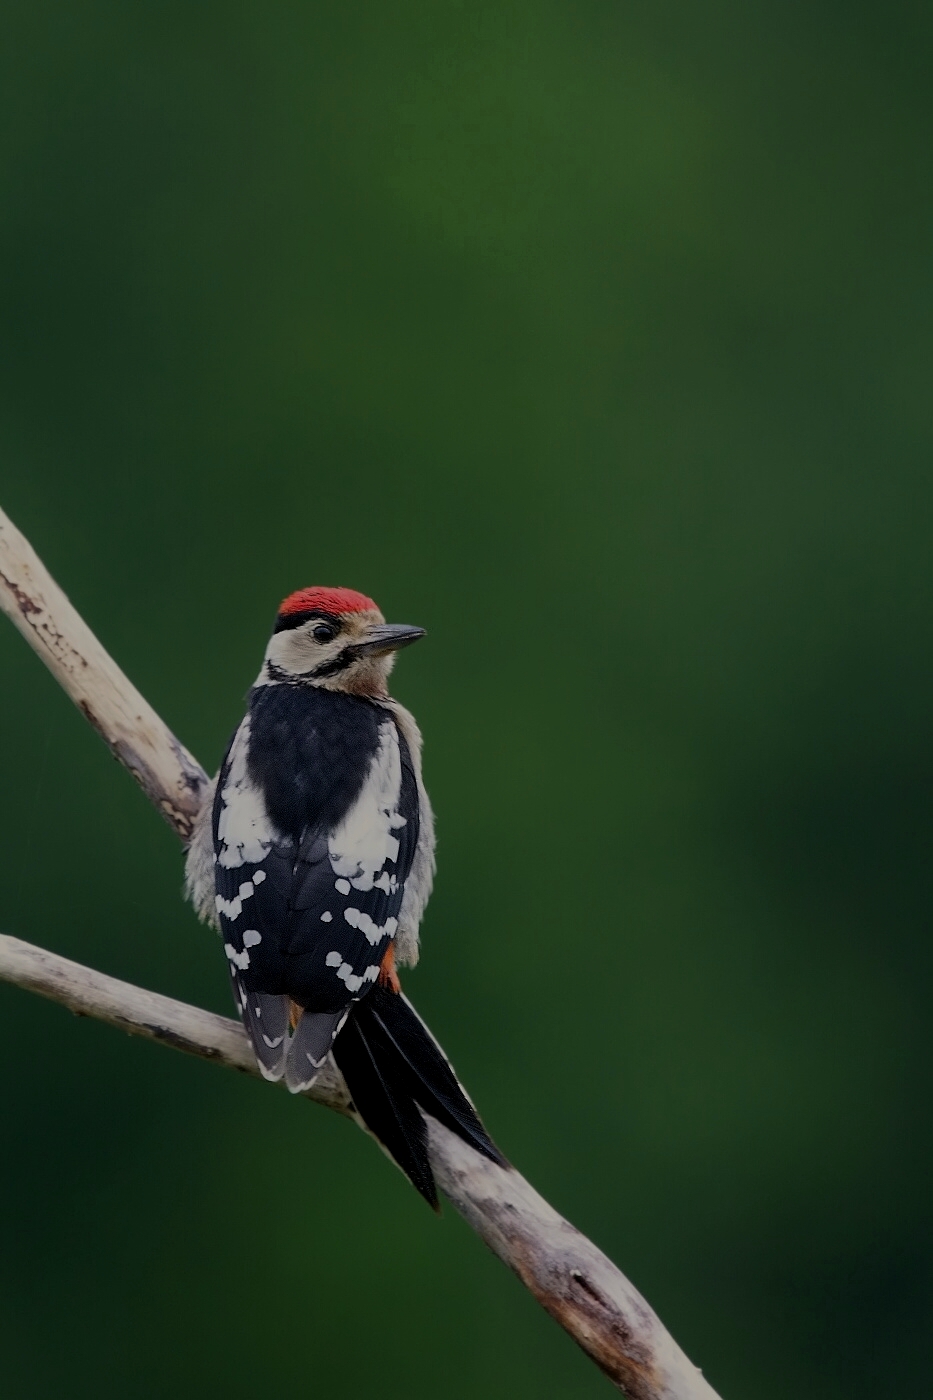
xmin=263 ymin=630 xmax=316 ymax=673
xmin=261 ymin=627 xmax=348 ymax=679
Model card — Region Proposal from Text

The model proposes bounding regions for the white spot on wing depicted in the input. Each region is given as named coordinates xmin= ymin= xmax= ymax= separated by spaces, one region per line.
xmin=334 ymin=878 xmax=351 ymax=895
xmin=320 ymin=911 xmax=333 ymax=922
xmin=216 ymin=876 xmax=262 ymax=922
xmin=325 ymin=948 xmax=367 ymax=994
xmin=336 ymin=963 xmax=363 ymax=993
xmin=225 ymin=943 xmax=250 ymax=970
xmin=343 ymin=906 xmax=396 ymax=946
xmin=242 ymin=930 xmax=262 ymax=947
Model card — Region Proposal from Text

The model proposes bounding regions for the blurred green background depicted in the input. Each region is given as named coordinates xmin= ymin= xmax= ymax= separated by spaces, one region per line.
xmin=0 ymin=2 xmax=931 ymax=1396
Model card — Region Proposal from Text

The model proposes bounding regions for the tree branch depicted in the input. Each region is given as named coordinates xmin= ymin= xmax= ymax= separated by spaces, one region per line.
xmin=0 ymin=933 xmax=351 ymax=1107
xmin=0 ymin=504 xmax=722 ymax=1400
xmin=0 ymin=509 xmax=207 ymax=839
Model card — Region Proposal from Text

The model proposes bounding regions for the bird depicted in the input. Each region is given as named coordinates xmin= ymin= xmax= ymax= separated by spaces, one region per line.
xmin=184 ymin=585 xmax=503 ymax=1206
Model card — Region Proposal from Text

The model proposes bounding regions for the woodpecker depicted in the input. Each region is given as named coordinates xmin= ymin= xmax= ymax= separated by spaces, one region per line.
xmin=185 ymin=586 xmax=502 ymax=1205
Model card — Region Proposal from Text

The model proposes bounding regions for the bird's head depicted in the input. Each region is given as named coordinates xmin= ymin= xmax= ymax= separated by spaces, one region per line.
xmin=260 ymin=586 xmax=425 ymax=696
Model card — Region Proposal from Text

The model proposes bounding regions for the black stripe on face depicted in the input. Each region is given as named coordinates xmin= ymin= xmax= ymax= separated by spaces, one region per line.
xmin=273 ymin=608 xmax=343 ymax=635
xmin=265 ymin=651 xmax=356 ymax=684
xmin=310 ymin=648 xmax=357 ymax=679
xmin=265 ymin=652 xmax=355 ymax=684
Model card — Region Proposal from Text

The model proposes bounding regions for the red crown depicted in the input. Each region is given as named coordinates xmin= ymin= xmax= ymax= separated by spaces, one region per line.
xmin=278 ymin=586 xmax=378 ymax=618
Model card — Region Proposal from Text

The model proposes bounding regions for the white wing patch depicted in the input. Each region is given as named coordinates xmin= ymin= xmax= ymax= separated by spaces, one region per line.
xmin=319 ymin=720 xmax=410 ymax=993
xmin=328 ymin=721 xmax=407 ymax=891
xmin=216 ymin=718 xmax=274 ymax=869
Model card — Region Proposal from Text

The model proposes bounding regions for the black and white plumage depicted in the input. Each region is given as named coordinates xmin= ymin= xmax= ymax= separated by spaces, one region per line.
xmin=185 ymin=586 xmax=503 ymax=1206
xmin=214 ymin=685 xmax=420 ymax=1089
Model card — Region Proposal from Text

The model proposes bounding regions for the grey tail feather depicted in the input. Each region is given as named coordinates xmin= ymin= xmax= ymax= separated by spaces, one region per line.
xmin=231 ymin=976 xmax=290 ymax=1082
xmin=285 ymin=1009 xmax=347 ymax=1092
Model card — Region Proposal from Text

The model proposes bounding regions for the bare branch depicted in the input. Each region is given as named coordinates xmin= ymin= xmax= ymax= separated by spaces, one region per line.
xmin=0 ymin=932 xmax=718 ymax=1400
xmin=0 ymin=508 xmax=208 ymax=839
xmin=0 ymin=933 xmax=351 ymax=1109
xmin=0 ymin=504 xmax=723 ymax=1400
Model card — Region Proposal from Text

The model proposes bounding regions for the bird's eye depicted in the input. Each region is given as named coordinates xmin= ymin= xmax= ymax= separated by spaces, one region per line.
xmin=312 ymin=623 xmax=337 ymax=643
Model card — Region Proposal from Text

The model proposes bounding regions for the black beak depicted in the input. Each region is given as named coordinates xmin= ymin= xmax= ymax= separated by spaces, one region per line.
xmin=354 ymin=623 xmax=426 ymax=657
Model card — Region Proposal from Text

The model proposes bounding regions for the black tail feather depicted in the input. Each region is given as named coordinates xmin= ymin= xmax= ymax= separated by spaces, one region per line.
xmin=360 ymin=989 xmax=507 ymax=1166
xmin=333 ymin=1003 xmax=438 ymax=1208
xmin=333 ymin=987 xmax=505 ymax=1207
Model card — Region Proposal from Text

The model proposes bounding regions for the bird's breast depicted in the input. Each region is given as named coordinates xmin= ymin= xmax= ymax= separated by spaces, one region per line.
xmin=244 ymin=683 xmax=390 ymax=842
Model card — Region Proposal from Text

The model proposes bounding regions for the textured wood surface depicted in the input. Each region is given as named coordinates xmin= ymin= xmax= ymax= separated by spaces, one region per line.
xmin=0 ymin=508 xmax=207 ymax=838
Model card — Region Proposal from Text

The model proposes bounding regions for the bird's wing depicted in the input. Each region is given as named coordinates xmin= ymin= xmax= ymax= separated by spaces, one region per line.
xmin=211 ymin=714 xmax=294 ymax=1078
xmin=213 ymin=714 xmax=420 ymax=1087
xmin=281 ymin=718 xmax=421 ymax=1089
